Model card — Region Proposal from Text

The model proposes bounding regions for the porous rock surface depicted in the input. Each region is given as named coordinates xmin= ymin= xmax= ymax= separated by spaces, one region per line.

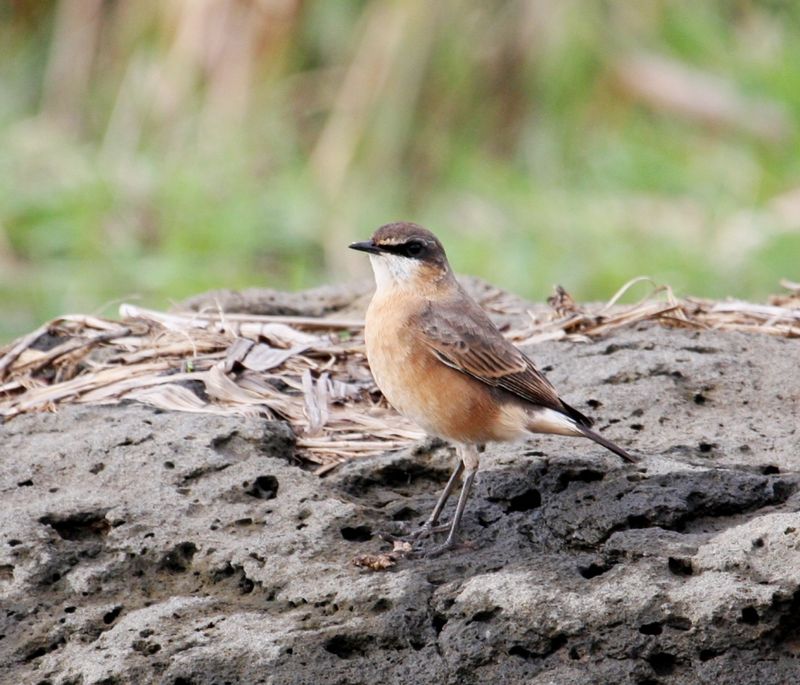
xmin=1 ymin=288 xmax=799 ymax=685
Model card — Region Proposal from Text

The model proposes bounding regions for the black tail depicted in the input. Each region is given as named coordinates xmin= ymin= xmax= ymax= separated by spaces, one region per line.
xmin=578 ymin=425 xmax=638 ymax=463
xmin=559 ymin=399 xmax=594 ymax=428
xmin=560 ymin=400 xmax=638 ymax=463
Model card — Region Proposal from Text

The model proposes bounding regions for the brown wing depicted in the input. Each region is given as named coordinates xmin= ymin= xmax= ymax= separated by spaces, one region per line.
xmin=413 ymin=294 xmax=589 ymax=424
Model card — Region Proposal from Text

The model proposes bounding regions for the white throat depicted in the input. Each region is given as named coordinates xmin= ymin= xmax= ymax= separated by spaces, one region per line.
xmin=368 ymin=254 xmax=421 ymax=292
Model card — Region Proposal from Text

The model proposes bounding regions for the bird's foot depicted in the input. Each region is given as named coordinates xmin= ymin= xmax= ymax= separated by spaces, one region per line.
xmin=379 ymin=519 xmax=449 ymax=545
xmin=411 ymin=536 xmax=476 ymax=559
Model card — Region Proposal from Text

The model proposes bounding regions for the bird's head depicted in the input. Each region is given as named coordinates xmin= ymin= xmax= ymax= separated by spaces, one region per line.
xmin=349 ymin=222 xmax=453 ymax=293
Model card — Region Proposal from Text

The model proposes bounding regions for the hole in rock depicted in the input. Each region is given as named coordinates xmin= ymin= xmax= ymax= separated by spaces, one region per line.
xmin=132 ymin=639 xmax=161 ymax=655
xmin=555 ymin=469 xmax=605 ymax=493
xmin=392 ymin=507 xmax=419 ymax=522
xmin=432 ymin=614 xmax=447 ymax=634
xmin=639 ymin=622 xmax=663 ymax=635
xmin=648 ymin=651 xmax=677 ymax=675
xmin=340 ymin=526 xmax=373 ymax=542
xmin=39 ymin=512 xmax=111 ymax=541
xmin=665 ymin=616 xmax=692 ymax=631
xmin=159 ymin=542 xmax=198 ymax=573
xmin=508 ymin=645 xmax=532 ymax=659
xmin=627 ymin=514 xmax=651 ymax=529
xmin=668 ymin=557 xmax=693 ymax=576
xmin=507 ymin=489 xmax=541 ymax=512
xmin=103 ymin=606 xmax=122 ymax=625
xmin=469 ymin=607 xmax=500 ymax=623
xmin=579 ymin=562 xmax=611 ymax=579
xmin=371 ymin=598 xmax=391 ymax=613
xmin=739 ymin=606 xmax=759 ymax=625
xmin=324 ymin=634 xmax=371 ymax=659
xmin=246 ymin=475 xmax=279 ymax=500
xmin=378 ymin=464 xmax=449 ymax=488
xmin=699 ymin=648 xmax=723 ymax=661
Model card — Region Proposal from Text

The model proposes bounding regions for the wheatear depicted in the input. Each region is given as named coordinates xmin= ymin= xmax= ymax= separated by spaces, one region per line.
xmin=350 ymin=222 xmax=636 ymax=556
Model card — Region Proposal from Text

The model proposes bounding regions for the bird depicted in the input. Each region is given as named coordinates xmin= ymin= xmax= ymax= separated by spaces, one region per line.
xmin=349 ymin=222 xmax=637 ymax=556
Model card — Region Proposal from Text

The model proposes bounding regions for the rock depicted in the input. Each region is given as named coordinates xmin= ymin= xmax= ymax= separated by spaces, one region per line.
xmin=1 ymin=307 xmax=799 ymax=684
xmin=176 ymin=281 xmax=374 ymax=318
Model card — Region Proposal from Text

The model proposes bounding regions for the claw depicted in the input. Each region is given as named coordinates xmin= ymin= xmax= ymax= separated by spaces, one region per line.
xmin=410 ymin=537 xmax=473 ymax=559
xmin=378 ymin=521 xmax=450 ymax=545
xmin=420 ymin=540 xmax=458 ymax=558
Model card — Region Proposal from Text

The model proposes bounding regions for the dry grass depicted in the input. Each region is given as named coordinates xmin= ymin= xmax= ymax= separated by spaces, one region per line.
xmin=1 ymin=280 xmax=797 ymax=472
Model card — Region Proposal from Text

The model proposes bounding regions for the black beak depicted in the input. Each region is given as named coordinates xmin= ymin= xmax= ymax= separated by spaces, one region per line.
xmin=348 ymin=240 xmax=383 ymax=255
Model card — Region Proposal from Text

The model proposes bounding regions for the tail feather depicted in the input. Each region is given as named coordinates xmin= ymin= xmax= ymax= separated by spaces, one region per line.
xmin=576 ymin=424 xmax=638 ymax=463
xmin=527 ymin=403 xmax=638 ymax=463
xmin=559 ymin=399 xmax=637 ymax=463
xmin=559 ymin=400 xmax=594 ymax=428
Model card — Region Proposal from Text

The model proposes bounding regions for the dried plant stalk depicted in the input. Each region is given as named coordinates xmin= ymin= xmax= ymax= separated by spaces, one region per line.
xmin=1 ymin=281 xmax=797 ymax=468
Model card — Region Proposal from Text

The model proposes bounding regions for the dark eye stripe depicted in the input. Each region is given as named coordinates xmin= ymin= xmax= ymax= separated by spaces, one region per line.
xmin=381 ymin=240 xmax=427 ymax=259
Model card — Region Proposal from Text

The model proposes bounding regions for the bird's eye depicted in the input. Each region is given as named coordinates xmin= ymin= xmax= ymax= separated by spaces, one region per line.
xmin=405 ymin=241 xmax=424 ymax=257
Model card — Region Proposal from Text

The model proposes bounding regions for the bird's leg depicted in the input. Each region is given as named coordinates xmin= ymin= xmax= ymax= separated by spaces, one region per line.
xmin=383 ymin=457 xmax=464 ymax=544
xmin=424 ymin=458 xmax=465 ymax=529
xmin=422 ymin=444 xmax=479 ymax=557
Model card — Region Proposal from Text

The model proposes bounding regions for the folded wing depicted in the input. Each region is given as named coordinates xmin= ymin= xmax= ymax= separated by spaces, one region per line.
xmin=413 ymin=295 xmax=590 ymax=425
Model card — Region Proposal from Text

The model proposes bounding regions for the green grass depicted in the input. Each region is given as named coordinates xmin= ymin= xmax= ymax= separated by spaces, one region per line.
xmin=1 ymin=1 xmax=799 ymax=342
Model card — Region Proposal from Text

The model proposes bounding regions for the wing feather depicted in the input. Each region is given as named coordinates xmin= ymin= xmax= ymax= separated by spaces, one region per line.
xmin=414 ymin=296 xmax=586 ymax=422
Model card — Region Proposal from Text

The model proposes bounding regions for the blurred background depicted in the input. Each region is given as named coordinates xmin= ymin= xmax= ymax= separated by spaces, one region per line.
xmin=1 ymin=0 xmax=799 ymax=342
